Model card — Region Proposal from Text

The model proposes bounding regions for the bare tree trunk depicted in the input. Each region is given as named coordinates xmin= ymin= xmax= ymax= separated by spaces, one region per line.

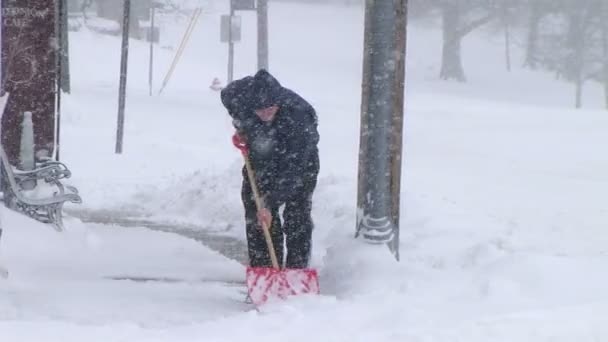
xmin=575 ymin=78 xmax=583 ymax=109
xmin=566 ymin=7 xmax=586 ymax=109
xmin=505 ymin=20 xmax=511 ymax=72
xmin=524 ymin=1 xmax=541 ymax=69
xmin=503 ymin=4 xmax=511 ymax=72
xmin=440 ymin=2 xmax=466 ymax=82
xmin=602 ymin=1 xmax=608 ymax=109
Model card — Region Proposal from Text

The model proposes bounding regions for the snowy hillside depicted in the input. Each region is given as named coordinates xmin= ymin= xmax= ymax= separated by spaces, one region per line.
xmin=1 ymin=1 xmax=607 ymax=341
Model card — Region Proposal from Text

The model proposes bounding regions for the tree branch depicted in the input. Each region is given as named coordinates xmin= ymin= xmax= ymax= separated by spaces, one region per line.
xmin=458 ymin=14 xmax=495 ymax=38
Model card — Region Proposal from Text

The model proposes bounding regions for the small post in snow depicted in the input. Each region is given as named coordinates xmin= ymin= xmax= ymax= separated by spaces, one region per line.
xmin=116 ymin=0 xmax=131 ymax=154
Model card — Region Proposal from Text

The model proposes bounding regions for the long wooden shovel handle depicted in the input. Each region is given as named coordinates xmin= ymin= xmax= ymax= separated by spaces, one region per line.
xmin=243 ymin=153 xmax=280 ymax=270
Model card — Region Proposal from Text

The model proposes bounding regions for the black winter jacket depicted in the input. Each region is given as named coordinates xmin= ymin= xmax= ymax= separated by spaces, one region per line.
xmin=221 ymin=70 xmax=320 ymax=207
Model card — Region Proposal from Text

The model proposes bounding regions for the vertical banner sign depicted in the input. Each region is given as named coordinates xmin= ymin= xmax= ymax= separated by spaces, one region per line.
xmin=1 ymin=0 xmax=57 ymax=165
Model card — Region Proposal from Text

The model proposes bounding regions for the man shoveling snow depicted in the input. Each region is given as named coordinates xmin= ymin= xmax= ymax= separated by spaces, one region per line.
xmin=220 ymin=69 xmax=320 ymax=305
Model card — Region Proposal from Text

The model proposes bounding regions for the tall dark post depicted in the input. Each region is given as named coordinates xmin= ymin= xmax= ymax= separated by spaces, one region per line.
xmin=55 ymin=0 xmax=63 ymax=161
xmin=502 ymin=3 xmax=511 ymax=72
xmin=148 ymin=5 xmax=155 ymax=96
xmin=356 ymin=0 xmax=407 ymax=260
xmin=115 ymin=0 xmax=130 ymax=154
xmin=55 ymin=0 xmax=70 ymax=161
xmin=227 ymin=2 xmax=235 ymax=83
xmin=257 ymin=0 xmax=269 ymax=71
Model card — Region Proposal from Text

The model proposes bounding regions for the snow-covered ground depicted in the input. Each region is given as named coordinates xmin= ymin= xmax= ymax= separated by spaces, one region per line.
xmin=1 ymin=1 xmax=608 ymax=341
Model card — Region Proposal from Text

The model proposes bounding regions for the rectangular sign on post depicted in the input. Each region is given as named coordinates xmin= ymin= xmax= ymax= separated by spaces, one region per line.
xmin=146 ymin=26 xmax=160 ymax=43
xmin=232 ymin=0 xmax=256 ymax=11
xmin=220 ymin=15 xmax=241 ymax=43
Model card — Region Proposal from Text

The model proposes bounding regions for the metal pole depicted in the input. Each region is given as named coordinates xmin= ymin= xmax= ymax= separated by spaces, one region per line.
xmin=257 ymin=0 xmax=269 ymax=71
xmin=356 ymin=0 xmax=407 ymax=261
xmin=228 ymin=2 xmax=234 ymax=83
xmin=148 ymin=6 xmax=155 ymax=96
xmin=55 ymin=0 xmax=62 ymax=161
xmin=356 ymin=0 xmax=373 ymax=234
xmin=116 ymin=0 xmax=130 ymax=154
xmin=55 ymin=0 xmax=70 ymax=161
xmin=389 ymin=0 xmax=407 ymax=261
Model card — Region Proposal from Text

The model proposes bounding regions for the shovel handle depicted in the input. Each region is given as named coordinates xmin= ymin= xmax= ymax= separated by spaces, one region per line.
xmin=243 ymin=153 xmax=281 ymax=270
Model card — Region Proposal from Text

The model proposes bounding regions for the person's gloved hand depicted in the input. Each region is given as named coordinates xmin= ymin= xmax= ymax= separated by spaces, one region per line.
xmin=257 ymin=207 xmax=272 ymax=229
xmin=232 ymin=132 xmax=248 ymax=154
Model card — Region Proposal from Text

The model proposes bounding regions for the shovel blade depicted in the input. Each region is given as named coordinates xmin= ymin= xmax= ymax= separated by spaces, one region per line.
xmin=246 ymin=266 xmax=320 ymax=305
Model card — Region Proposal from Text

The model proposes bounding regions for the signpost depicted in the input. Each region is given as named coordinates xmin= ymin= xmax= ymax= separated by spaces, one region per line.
xmin=220 ymin=14 xmax=242 ymax=43
xmin=257 ymin=0 xmax=268 ymax=70
xmin=115 ymin=0 xmax=130 ymax=154
xmin=227 ymin=3 xmax=236 ymax=83
xmin=232 ymin=0 xmax=255 ymax=11
xmin=222 ymin=0 xmax=257 ymax=83
xmin=147 ymin=3 xmax=160 ymax=96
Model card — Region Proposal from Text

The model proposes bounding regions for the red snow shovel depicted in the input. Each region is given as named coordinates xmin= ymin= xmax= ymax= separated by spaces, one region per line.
xmin=232 ymin=133 xmax=320 ymax=305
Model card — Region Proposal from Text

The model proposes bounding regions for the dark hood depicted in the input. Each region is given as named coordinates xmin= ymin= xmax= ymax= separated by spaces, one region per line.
xmin=249 ymin=69 xmax=283 ymax=109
